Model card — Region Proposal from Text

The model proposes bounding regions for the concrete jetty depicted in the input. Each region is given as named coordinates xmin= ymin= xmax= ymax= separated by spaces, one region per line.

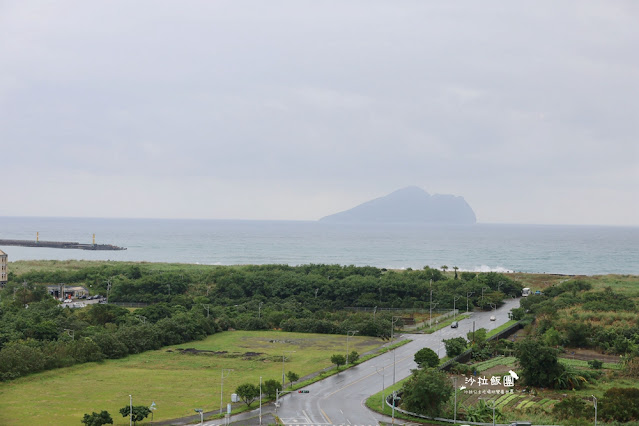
xmin=0 ymin=239 xmax=126 ymax=251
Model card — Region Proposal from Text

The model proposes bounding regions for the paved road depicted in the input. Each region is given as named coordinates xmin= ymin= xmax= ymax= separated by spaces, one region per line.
xmin=206 ymin=298 xmax=520 ymax=426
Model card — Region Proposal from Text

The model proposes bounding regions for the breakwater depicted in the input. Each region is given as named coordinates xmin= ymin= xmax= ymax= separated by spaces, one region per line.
xmin=0 ymin=239 xmax=126 ymax=251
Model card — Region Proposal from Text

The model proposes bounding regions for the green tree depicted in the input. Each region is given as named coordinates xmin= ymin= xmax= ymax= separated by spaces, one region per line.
xmin=331 ymin=354 xmax=346 ymax=370
xmin=235 ymin=383 xmax=260 ymax=407
xmin=401 ymin=368 xmax=453 ymax=416
xmin=600 ymin=387 xmax=639 ymax=422
xmin=286 ymin=371 xmax=299 ymax=387
xmin=348 ymin=350 xmax=359 ymax=364
xmin=443 ymin=337 xmax=468 ymax=358
xmin=414 ymin=347 xmax=439 ymax=368
xmin=81 ymin=411 xmax=113 ymax=426
xmin=118 ymin=406 xmax=151 ymax=426
xmin=514 ymin=338 xmax=565 ymax=388
xmin=464 ymin=399 xmax=502 ymax=423
xmin=466 ymin=328 xmax=487 ymax=345
xmin=552 ymin=395 xmax=591 ymax=420
xmin=441 ymin=265 xmax=449 ymax=273
xmin=262 ymin=379 xmax=281 ymax=399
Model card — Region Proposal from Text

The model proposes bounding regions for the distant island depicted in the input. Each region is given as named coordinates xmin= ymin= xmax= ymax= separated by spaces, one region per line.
xmin=319 ymin=186 xmax=477 ymax=224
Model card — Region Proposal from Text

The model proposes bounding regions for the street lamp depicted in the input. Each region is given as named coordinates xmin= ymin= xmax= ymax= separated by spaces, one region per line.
xmin=391 ymin=316 xmax=401 ymax=386
xmin=466 ymin=291 xmax=474 ymax=313
xmin=453 ymin=376 xmax=458 ymax=424
xmin=194 ymin=408 xmax=203 ymax=425
xmin=282 ymin=351 xmax=296 ymax=388
xmin=592 ymin=395 xmax=597 ymax=426
xmin=375 ymin=367 xmax=386 ymax=411
xmin=106 ymin=279 xmax=112 ymax=304
xmin=481 ymin=287 xmax=489 ymax=309
xmin=259 ymin=376 xmax=262 ymax=425
xmin=453 ymin=296 xmax=461 ymax=321
xmin=346 ymin=330 xmax=358 ymax=365
xmin=129 ymin=395 xmax=132 ymax=426
xmin=64 ymin=329 xmax=74 ymax=341
xmin=220 ymin=369 xmax=233 ymax=414
xmin=480 ymin=398 xmax=496 ymax=426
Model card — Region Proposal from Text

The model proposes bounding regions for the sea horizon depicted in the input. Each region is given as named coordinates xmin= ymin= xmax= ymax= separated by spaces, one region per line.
xmin=1 ymin=216 xmax=638 ymax=276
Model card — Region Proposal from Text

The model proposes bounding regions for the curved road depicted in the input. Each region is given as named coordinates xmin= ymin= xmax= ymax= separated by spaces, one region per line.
xmin=207 ymin=298 xmax=520 ymax=426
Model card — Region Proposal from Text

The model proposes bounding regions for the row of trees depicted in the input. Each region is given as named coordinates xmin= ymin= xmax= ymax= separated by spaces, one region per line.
xmin=5 ymin=263 xmax=521 ymax=312
xmin=0 ymin=299 xmax=219 ymax=381
xmin=0 ymin=263 xmax=520 ymax=381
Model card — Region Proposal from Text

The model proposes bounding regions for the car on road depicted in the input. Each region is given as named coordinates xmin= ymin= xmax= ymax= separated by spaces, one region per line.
xmin=451 ymin=321 xmax=459 ymax=328
xmin=490 ymin=315 xmax=496 ymax=321
xmin=63 ymin=299 xmax=73 ymax=303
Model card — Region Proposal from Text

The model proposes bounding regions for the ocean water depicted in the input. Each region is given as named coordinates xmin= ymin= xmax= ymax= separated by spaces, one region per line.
xmin=0 ymin=216 xmax=637 ymax=275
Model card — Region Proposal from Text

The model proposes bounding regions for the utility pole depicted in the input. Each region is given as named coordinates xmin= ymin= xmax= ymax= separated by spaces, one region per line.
xmin=391 ymin=316 xmax=400 ymax=386
xmin=481 ymin=287 xmax=489 ymax=309
xmin=346 ymin=330 xmax=358 ymax=365
xmin=282 ymin=351 xmax=296 ymax=388
xmin=220 ymin=369 xmax=233 ymax=414
xmin=453 ymin=376 xmax=458 ymax=424
xmin=466 ymin=291 xmax=474 ymax=313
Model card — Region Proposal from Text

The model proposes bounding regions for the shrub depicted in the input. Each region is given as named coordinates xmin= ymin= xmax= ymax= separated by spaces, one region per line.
xmin=588 ymin=359 xmax=603 ymax=369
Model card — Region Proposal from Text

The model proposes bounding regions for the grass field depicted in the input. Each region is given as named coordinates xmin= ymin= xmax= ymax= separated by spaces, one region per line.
xmin=0 ymin=330 xmax=385 ymax=425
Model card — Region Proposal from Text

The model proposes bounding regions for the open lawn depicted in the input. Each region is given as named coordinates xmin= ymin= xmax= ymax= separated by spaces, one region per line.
xmin=0 ymin=330 xmax=384 ymax=425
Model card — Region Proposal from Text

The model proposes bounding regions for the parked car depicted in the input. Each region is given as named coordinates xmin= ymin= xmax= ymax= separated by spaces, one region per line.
xmin=63 ymin=299 xmax=73 ymax=303
xmin=490 ymin=315 xmax=496 ymax=321
xmin=451 ymin=321 xmax=459 ymax=328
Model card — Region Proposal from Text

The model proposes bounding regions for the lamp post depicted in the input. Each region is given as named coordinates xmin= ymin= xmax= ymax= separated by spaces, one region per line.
xmin=375 ymin=367 xmax=386 ymax=411
xmin=391 ymin=316 xmax=400 ymax=386
xmin=282 ymin=351 xmax=296 ymax=388
xmin=64 ymin=328 xmax=74 ymax=341
xmin=592 ymin=395 xmax=597 ymax=426
xmin=466 ymin=291 xmax=474 ymax=313
xmin=391 ymin=390 xmax=397 ymax=424
xmin=453 ymin=296 xmax=461 ymax=321
xmin=453 ymin=376 xmax=458 ymax=424
xmin=346 ymin=330 xmax=358 ymax=365
xmin=106 ymin=279 xmax=112 ymax=304
xmin=429 ymin=279 xmax=433 ymax=327
xmin=129 ymin=394 xmax=132 ymax=426
xmin=259 ymin=376 xmax=262 ymax=425
xmin=220 ymin=369 xmax=233 ymax=414
xmin=481 ymin=287 xmax=489 ymax=309
xmin=194 ymin=408 xmax=203 ymax=425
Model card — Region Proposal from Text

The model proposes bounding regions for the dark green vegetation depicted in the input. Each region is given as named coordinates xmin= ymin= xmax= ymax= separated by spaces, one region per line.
xmin=413 ymin=347 xmax=439 ymax=368
xmin=119 ymin=405 xmax=151 ymax=425
xmin=0 ymin=261 xmax=520 ymax=381
xmin=386 ymin=274 xmax=639 ymax=425
xmin=80 ymin=411 xmax=113 ymax=426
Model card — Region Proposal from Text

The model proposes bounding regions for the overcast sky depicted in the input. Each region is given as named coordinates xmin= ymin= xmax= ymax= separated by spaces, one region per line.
xmin=1 ymin=1 xmax=637 ymax=225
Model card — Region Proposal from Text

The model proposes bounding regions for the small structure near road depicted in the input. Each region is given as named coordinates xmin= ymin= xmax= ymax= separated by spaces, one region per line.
xmin=47 ymin=284 xmax=89 ymax=300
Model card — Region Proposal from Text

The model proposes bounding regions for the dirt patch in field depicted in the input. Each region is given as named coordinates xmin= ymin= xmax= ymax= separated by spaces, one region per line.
xmin=559 ymin=348 xmax=620 ymax=363
xmin=171 ymin=348 xmax=229 ymax=355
